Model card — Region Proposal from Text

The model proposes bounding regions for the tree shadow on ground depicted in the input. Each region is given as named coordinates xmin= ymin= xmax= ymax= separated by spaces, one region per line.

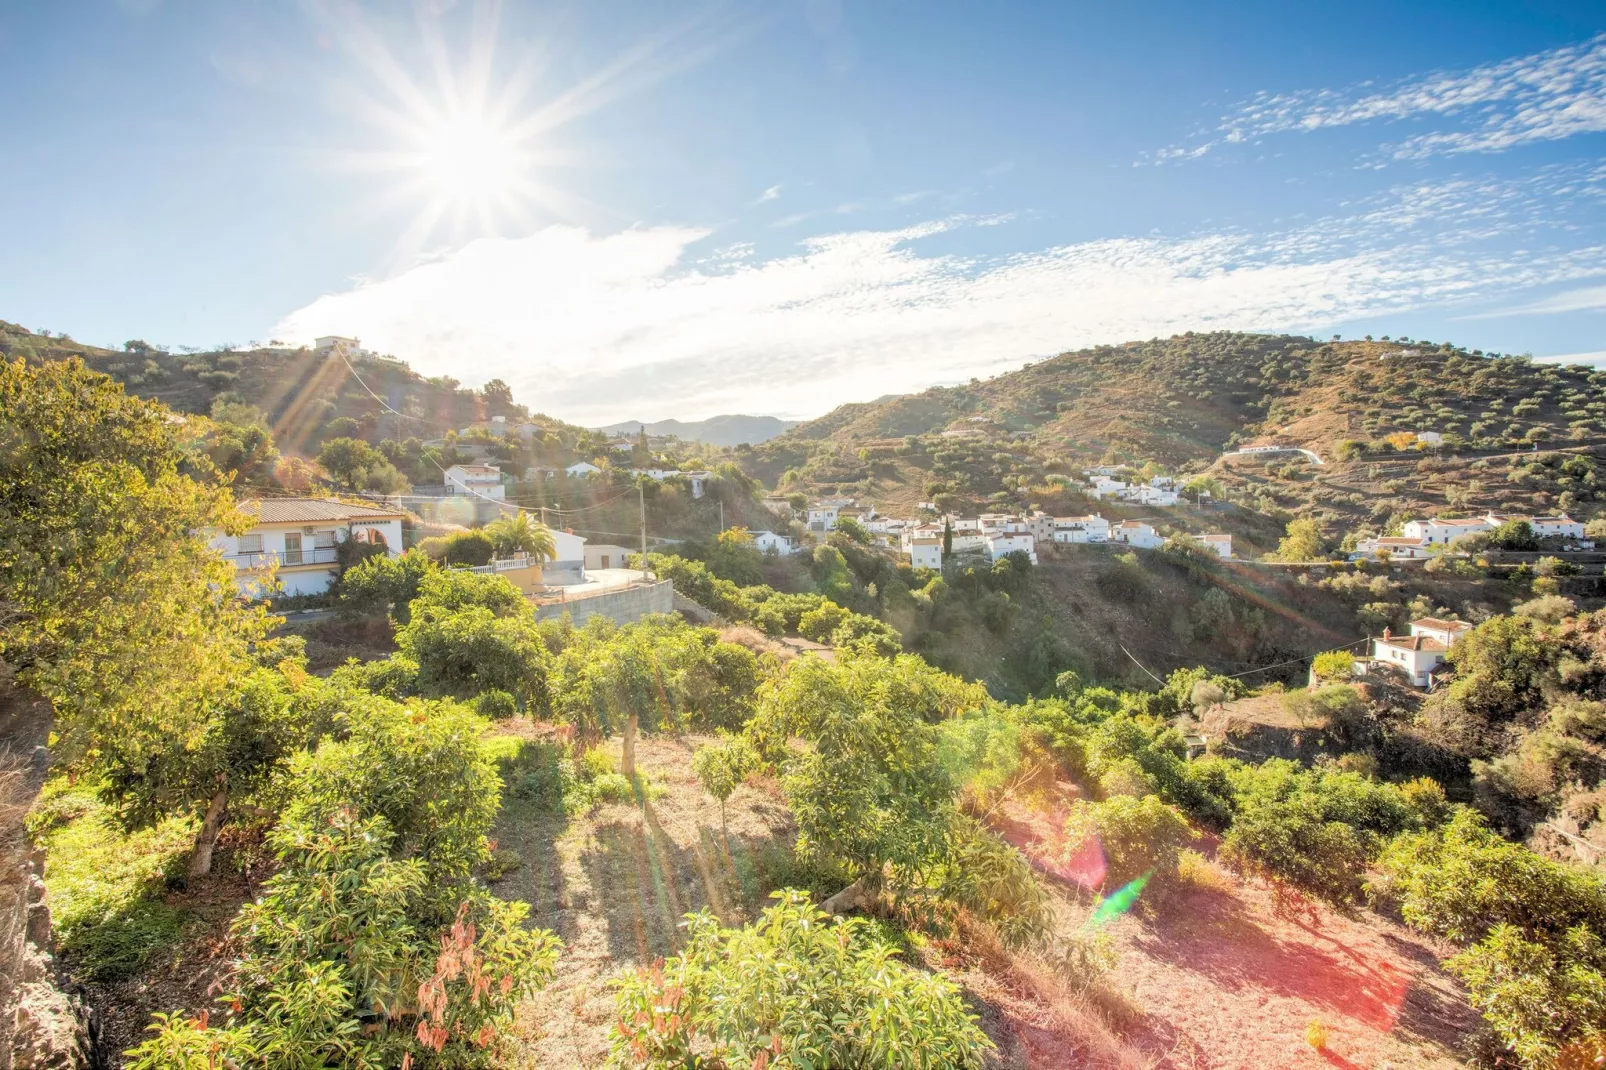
xmin=1131 ymin=884 xmax=1480 ymax=1052
xmin=577 ymin=800 xmax=800 ymax=968
xmin=490 ymin=798 xmax=579 ymax=948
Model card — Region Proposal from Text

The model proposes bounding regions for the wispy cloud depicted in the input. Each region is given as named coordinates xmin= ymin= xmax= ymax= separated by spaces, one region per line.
xmin=274 ymin=175 xmax=1606 ymax=424
xmin=755 ymin=184 xmax=782 ymax=203
xmin=1155 ymin=34 xmax=1606 ymax=163
xmin=1465 ymin=282 xmax=1606 ymax=318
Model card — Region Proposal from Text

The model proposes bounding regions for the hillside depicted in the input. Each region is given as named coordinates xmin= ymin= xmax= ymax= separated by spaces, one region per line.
xmin=598 ymin=413 xmax=796 ymax=446
xmin=0 ymin=321 xmax=587 ymax=458
xmin=738 ymin=332 xmax=1606 ymax=540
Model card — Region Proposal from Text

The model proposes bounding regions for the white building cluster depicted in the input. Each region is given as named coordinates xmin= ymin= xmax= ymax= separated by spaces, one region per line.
xmin=880 ymin=507 xmax=1232 ymax=569
xmin=1351 ymin=512 xmax=1586 ymax=559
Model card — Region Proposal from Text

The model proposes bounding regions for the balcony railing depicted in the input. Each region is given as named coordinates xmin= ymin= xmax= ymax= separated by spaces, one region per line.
xmin=227 ymin=546 xmax=340 ymax=569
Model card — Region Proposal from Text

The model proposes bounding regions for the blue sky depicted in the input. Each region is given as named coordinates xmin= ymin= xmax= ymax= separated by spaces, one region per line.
xmin=3 ymin=1 xmax=1605 ymax=423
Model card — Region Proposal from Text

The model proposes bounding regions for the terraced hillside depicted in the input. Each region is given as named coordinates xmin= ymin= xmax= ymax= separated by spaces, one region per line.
xmin=737 ymin=332 xmax=1606 ymax=537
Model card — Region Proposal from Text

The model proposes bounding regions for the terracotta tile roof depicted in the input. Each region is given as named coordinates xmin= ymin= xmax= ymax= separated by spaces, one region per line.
xmin=242 ymin=498 xmax=404 ymax=524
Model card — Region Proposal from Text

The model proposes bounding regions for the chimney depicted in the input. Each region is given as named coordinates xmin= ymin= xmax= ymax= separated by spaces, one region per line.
xmin=1382 ymin=627 xmax=1391 ymax=640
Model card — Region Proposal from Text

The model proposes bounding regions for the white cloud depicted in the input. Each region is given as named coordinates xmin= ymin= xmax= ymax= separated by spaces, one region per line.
xmin=756 ymin=184 xmax=783 ymax=203
xmin=1467 ymin=283 xmax=1606 ymax=317
xmin=275 ymin=187 xmax=1606 ymax=424
xmin=1535 ymin=350 xmax=1606 ymax=367
xmin=1156 ymin=34 xmax=1606 ymax=162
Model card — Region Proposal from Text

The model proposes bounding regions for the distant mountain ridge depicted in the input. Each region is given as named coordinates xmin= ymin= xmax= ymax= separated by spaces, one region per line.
xmin=598 ymin=414 xmax=796 ymax=446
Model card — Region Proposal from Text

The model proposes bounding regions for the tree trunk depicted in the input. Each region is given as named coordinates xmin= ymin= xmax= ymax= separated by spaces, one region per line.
xmin=188 ymin=777 xmax=228 ymax=880
xmin=821 ymin=875 xmax=873 ymax=916
xmin=621 ymin=712 xmax=638 ymax=779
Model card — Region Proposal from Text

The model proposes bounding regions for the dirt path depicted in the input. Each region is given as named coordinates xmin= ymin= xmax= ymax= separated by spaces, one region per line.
xmin=492 ymin=733 xmax=798 ymax=1067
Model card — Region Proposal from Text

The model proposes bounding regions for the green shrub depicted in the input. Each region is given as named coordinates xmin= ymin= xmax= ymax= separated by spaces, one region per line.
xmin=442 ymin=529 xmax=494 ymax=566
xmin=1064 ymin=794 xmax=1196 ymax=890
xmin=608 ymin=891 xmax=992 ymax=1068
xmin=591 ymin=772 xmax=635 ymax=805
xmin=282 ymin=695 xmax=502 ymax=881
xmin=1221 ymin=794 xmax=1370 ymax=906
xmin=476 ymin=688 xmax=517 ymax=719
xmin=128 ymin=810 xmax=561 ymax=1070
xmin=692 ymin=734 xmax=759 ymax=830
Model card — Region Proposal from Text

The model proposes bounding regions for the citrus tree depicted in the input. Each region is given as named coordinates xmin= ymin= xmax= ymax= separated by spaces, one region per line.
xmin=609 ymin=891 xmax=991 ymax=1069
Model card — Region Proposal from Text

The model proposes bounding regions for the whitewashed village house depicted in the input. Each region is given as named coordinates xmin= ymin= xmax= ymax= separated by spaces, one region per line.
xmin=1370 ymin=617 xmax=1473 ymax=688
xmin=213 ymin=499 xmax=404 ymax=597
xmin=748 ymin=530 xmax=796 ymax=555
xmin=444 ymin=464 xmax=505 ymax=501
xmin=1112 ymin=521 xmax=1164 ymax=549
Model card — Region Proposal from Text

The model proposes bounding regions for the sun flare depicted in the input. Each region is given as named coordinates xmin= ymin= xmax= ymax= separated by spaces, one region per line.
xmin=419 ymin=108 xmax=525 ymax=207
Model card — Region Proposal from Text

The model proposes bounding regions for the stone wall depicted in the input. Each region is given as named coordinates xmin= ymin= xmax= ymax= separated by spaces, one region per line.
xmin=1 ymin=691 xmax=94 ymax=1070
xmin=533 ymin=579 xmax=675 ymax=628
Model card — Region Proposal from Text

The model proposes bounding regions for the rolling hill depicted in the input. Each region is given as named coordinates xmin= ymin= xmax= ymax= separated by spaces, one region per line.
xmin=736 ymin=331 xmax=1606 ymax=542
xmin=598 ymin=414 xmax=796 ymax=446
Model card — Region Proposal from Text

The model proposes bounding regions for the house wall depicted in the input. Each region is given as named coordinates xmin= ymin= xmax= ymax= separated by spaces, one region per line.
xmin=584 ymin=544 xmax=633 ymax=570
xmin=533 ymin=579 xmax=675 ymax=627
xmin=213 ymin=518 xmax=403 ymax=597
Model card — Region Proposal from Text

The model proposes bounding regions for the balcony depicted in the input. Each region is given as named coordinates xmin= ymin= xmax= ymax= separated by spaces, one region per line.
xmin=227 ymin=546 xmax=340 ymax=570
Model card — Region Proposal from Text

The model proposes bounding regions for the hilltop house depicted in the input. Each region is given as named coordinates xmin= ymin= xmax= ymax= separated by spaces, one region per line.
xmin=565 ymin=461 xmax=601 ymax=477
xmin=212 ymin=498 xmax=404 ymax=597
xmin=1198 ymin=533 xmax=1233 ymax=558
xmin=444 ymin=464 xmax=505 ymax=501
xmin=1370 ymin=617 xmax=1472 ymax=687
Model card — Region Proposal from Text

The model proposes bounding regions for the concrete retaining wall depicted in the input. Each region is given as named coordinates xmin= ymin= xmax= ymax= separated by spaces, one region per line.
xmin=534 ymin=579 xmax=675 ymax=628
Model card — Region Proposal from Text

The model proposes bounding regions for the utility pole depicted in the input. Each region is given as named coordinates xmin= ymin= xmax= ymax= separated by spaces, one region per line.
xmin=639 ymin=483 xmax=649 ymax=581
xmin=719 ymin=500 xmax=724 ymax=532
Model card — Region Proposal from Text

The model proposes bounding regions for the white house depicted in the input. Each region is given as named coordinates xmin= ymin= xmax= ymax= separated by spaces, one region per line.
xmin=1354 ymin=536 xmax=1433 ymax=560
xmin=1370 ymin=618 xmax=1471 ymax=688
xmin=1416 ymin=431 xmax=1443 ymax=446
xmin=683 ymin=472 xmax=710 ymax=499
xmin=1411 ymin=617 xmax=1473 ymax=648
xmin=1524 ymin=514 xmax=1586 ymax=540
xmin=313 ymin=335 xmax=374 ymax=359
xmin=213 ymin=498 xmax=404 ymax=597
xmin=1198 ymin=533 xmax=1233 ymax=559
xmin=986 ymin=531 xmax=1037 ymax=564
xmin=584 ymin=543 xmax=633 ymax=570
xmin=907 ymin=536 xmax=943 ymax=569
xmin=1088 ymin=476 xmax=1129 ymax=500
xmin=1112 ymin=521 xmax=1164 ymax=549
xmin=544 ymin=529 xmax=588 ymax=582
xmin=1401 ymin=517 xmax=1494 ymax=545
xmin=1135 ymin=485 xmax=1179 ymax=507
xmin=565 ymin=461 xmax=601 ymax=477
xmin=1052 ymin=515 xmax=1111 ymax=543
xmin=444 ymin=464 xmax=505 ymax=501
xmin=748 ymin=530 xmax=795 ymax=555
xmin=808 ymin=500 xmax=855 ymax=531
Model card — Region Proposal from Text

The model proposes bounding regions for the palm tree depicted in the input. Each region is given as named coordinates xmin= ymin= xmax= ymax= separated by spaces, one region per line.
xmin=485 ymin=512 xmax=557 ymax=561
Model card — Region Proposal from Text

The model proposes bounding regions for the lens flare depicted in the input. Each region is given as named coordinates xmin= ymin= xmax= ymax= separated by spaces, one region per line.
xmin=1084 ymin=870 xmax=1151 ymax=930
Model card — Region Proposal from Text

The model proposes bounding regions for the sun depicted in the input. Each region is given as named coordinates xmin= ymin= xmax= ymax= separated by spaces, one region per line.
xmin=419 ymin=108 xmax=525 ymax=208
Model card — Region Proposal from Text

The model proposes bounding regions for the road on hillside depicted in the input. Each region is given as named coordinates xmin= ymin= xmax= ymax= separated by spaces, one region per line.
xmin=1222 ymin=445 xmax=1325 ymax=465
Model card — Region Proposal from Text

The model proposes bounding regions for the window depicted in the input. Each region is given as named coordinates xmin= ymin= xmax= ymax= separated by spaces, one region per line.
xmin=238 ymin=534 xmax=263 ymax=554
xmin=283 ymin=532 xmax=302 ymax=565
xmin=313 ymin=529 xmax=338 ymax=549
